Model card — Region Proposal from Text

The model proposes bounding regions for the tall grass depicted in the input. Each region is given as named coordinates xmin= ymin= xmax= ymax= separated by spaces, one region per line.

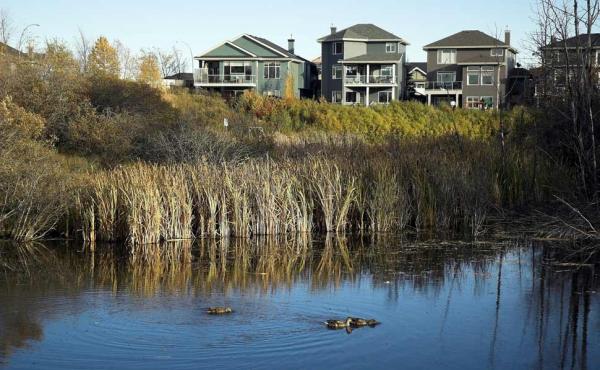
xmin=71 ymin=136 xmax=566 ymax=245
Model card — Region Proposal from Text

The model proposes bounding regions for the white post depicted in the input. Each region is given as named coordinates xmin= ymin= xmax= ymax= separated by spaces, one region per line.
xmin=392 ymin=87 xmax=395 ymax=101
xmin=342 ymin=64 xmax=347 ymax=105
xmin=427 ymin=94 xmax=432 ymax=106
xmin=366 ymin=87 xmax=370 ymax=106
xmin=366 ymin=64 xmax=370 ymax=84
xmin=455 ymin=93 xmax=460 ymax=107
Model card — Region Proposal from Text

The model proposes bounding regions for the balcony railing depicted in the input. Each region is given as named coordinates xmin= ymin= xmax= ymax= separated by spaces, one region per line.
xmin=344 ymin=75 xmax=397 ymax=85
xmin=424 ymin=81 xmax=463 ymax=90
xmin=194 ymin=69 xmax=257 ymax=85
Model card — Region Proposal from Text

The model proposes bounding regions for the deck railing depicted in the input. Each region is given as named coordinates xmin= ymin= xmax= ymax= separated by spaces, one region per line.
xmin=344 ymin=75 xmax=397 ymax=85
xmin=424 ymin=81 xmax=463 ymax=90
xmin=194 ymin=69 xmax=257 ymax=85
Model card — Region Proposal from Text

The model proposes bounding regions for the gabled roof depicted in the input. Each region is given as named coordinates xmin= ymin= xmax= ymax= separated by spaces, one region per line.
xmin=318 ymin=24 xmax=408 ymax=44
xmin=196 ymin=34 xmax=312 ymax=63
xmin=542 ymin=33 xmax=600 ymax=48
xmin=406 ymin=62 xmax=427 ymax=74
xmin=424 ymin=30 xmax=514 ymax=51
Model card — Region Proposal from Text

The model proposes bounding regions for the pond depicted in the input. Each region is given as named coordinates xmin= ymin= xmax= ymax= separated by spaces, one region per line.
xmin=0 ymin=237 xmax=598 ymax=370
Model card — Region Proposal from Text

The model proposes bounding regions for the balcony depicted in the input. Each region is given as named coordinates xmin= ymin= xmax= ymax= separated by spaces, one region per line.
xmin=423 ymin=81 xmax=463 ymax=91
xmin=194 ymin=69 xmax=257 ymax=86
xmin=344 ymin=75 xmax=397 ymax=86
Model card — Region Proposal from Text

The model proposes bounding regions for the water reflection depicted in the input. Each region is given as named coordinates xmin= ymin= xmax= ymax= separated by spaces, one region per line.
xmin=0 ymin=238 xmax=597 ymax=370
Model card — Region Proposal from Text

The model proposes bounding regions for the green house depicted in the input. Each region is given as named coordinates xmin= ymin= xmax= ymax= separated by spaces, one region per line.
xmin=194 ymin=34 xmax=318 ymax=99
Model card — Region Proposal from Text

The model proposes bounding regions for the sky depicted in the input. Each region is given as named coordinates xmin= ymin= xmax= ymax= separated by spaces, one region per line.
xmin=2 ymin=0 xmax=541 ymax=69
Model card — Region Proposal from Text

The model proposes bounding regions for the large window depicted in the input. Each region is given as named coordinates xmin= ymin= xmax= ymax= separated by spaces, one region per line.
xmin=378 ymin=91 xmax=393 ymax=104
xmin=225 ymin=61 xmax=252 ymax=75
xmin=346 ymin=91 xmax=357 ymax=103
xmin=333 ymin=42 xmax=343 ymax=55
xmin=437 ymin=72 xmax=456 ymax=83
xmin=467 ymin=66 xmax=480 ymax=85
xmin=332 ymin=90 xmax=342 ymax=103
xmin=263 ymin=62 xmax=280 ymax=79
xmin=481 ymin=67 xmax=494 ymax=85
xmin=437 ymin=49 xmax=456 ymax=64
xmin=332 ymin=65 xmax=343 ymax=79
xmin=386 ymin=42 xmax=397 ymax=53
xmin=466 ymin=96 xmax=494 ymax=109
xmin=466 ymin=66 xmax=494 ymax=85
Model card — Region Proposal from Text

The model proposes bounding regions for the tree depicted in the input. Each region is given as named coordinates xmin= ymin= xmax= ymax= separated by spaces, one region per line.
xmin=88 ymin=36 xmax=120 ymax=78
xmin=0 ymin=8 xmax=13 ymax=44
xmin=115 ymin=39 xmax=137 ymax=80
xmin=74 ymin=28 xmax=91 ymax=73
xmin=137 ymin=53 xmax=161 ymax=87
xmin=153 ymin=47 xmax=186 ymax=77
xmin=283 ymin=72 xmax=296 ymax=101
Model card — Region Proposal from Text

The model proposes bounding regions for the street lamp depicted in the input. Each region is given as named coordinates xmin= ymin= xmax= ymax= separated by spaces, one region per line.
xmin=176 ymin=40 xmax=195 ymax=72
xmin=17 ymin=23 xmax=40 ymax=55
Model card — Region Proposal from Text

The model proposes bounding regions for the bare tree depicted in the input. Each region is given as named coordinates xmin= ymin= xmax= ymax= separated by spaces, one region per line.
xmin=74 ymin=28 xmax=91 ymax=73
xmin=0 ymin=8 xmax=13 ymax=44
xmin=153 ymin=47 xmax=186 ymax=78
xmin=114 ymin=39 xmax=138 ymax=80
xmin=534 ymin=0 xmax=600 ymax=199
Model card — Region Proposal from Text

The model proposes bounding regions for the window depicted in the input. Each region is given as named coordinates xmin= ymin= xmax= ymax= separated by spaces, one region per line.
xmin=437 ymin=49 xmax=456 ymax=64
xmin=386 ymin=42 xmax=397 ymax=53
xmin=333 ymin=42 xmax=343 ymax=55
xmin=345 ymin=66 xmax=358 ymax=77
xmin=225 ymin=61 xmax=252 ymax=75
xmin=263 ymin=90 xmax=281 ymax=97
xmin=332 ymin=90 xmax=342 ymax=103
xmin=332 ymin=65 xmax=343 ymax=79
xmin=481 ymin=96 xmax=494 ymax=108
xmin=437 ymin=72 xmax=456 ymax=83
xmin=346 ymin=91 xmax=357 ymax=103
xmin=466 ymin=96 xmax=480 ymax=109
xmin=378 ymin=91 xmax=392 ymax=103
xmin=415 ymin=82 xmax=426 ymax=89
xmin=481 ymin=67 xmax=494 ymax=85
xmin=491 ymin=48 xmax=504 ymax=57
xmin=467 ymin=66 xmax=481 ymax=85
xmin=263 ymin=62 xmax=280 ymax=79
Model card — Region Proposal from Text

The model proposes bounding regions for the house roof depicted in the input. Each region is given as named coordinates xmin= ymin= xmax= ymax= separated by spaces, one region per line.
xmin=164 ymin=72 xmax=193 ymax=81
xmin=196 ymin=34 xmax=312 ymax=63
xmin=318 ymin=24 xmax=408 ymax=44
xmin=342 ymin=53 xmax=403 ymax=63
xmin=543 ymin=33 xmax=600 ymax=48
xmin=312 ymin=56 xmax=321 ymax=64
xmin=0 ymin=42 xmax=24 ymax=56
xmin=406 ymin=62 xmax=427 ymax=73
xmin=424 ymin=30 xmax=514 ymax=51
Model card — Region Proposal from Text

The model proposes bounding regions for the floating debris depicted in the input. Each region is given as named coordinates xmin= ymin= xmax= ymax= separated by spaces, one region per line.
xmin=207 ymin=307 xmax=233 ymax=314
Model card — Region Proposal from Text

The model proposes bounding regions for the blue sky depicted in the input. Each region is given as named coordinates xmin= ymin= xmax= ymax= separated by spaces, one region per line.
xmin=2 ymin=0 xmax=539 ymax=68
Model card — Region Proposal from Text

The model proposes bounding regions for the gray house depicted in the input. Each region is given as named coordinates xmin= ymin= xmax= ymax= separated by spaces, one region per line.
xmin=422 ymin=30 xmax=517 ymax=109
xmin=318 ymin=24 xmax=409 ymax=106
xmin=194 ymin=34 xmax=317 ymax=99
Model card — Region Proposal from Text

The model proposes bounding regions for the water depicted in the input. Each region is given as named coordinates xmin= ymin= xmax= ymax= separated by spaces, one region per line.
xmin=0 ymin=238 xmax=598 ymax=370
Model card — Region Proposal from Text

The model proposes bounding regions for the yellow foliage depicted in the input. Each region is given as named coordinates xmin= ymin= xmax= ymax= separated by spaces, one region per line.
xmin=137 ymin=54 xmax=162 ymax=88
xmin=88 ymin=36 xmax=120 ymax=78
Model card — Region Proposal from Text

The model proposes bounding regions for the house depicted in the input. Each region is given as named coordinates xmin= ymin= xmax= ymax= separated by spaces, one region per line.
xmin=422 ymin=30 xmax=517 ymax=109
xmin=537 ymin=34 xmax=600 ymax=99
xmin=162 ymin=72 xmax=194 ymax=89
xmin=194 ymin=34 xmax=317 ymax=99
xmin=318 ymin=24 xmax=409 ymax=106
xmin=312 ymin=56 xmax=322 ymax=97
xmin=406 ymin=62 xmax=427 ymax=101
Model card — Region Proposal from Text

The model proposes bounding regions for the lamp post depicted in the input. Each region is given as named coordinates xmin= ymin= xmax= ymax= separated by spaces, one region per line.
xmin=17 ymin=23 xmax=40 ymax=56
xmin=176 ymin=40 xmax=195 ymax=73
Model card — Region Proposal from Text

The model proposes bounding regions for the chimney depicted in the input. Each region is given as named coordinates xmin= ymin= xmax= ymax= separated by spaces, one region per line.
xmin=288 ymin=36 xmax=295 ymax=55
xmin=331 ymin=25 xmax=337 ymax=35
xmin=504 ymin=29 xmax=511 ymax=46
